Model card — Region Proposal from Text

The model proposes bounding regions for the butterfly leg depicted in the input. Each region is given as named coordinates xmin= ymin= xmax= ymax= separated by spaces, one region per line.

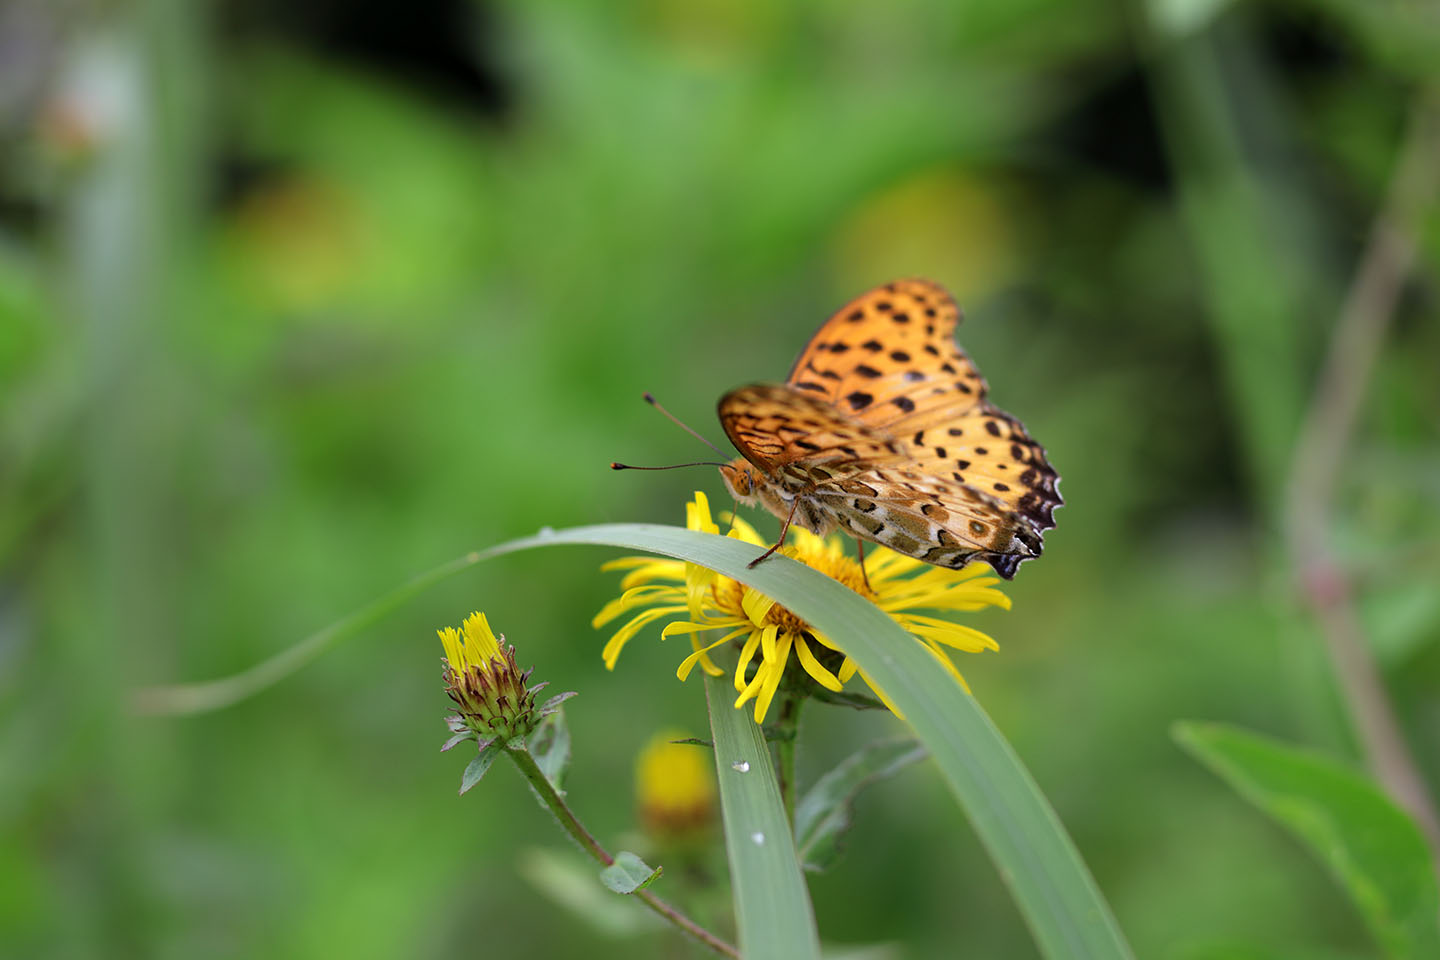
xmin=748 ymin=496 xmax=801 ymax=568
xmin=854 ymin=536 xmax=873 ymax=593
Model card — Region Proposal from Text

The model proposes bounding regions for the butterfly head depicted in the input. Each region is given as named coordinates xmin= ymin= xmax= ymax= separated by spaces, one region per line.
xmin=718 ymin=458 xmax=763 ymax=504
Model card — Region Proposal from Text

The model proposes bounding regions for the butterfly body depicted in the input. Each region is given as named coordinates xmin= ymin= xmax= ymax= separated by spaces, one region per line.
xmin=717 ymin=279 xmax=1060 ymax=580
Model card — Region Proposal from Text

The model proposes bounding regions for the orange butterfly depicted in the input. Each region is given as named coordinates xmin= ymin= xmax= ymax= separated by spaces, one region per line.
xmin=716 ymin=278 xmax=1061 ymax=580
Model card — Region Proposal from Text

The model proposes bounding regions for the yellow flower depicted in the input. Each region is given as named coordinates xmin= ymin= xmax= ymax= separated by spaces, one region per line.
xmin=635 ymin=730 xmax=716 ymax=840
xmin=440 ymin=612 xmax=544 ymax=741
xmin=439 ymin=611 xmax=504 ymax=677
xmin=592 ymin=493 xmax=1011 ymax=723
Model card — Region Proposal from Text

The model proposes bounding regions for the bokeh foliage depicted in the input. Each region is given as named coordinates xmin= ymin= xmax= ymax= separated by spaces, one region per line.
xmin=1 ymin=0 xmax=1437 ymax=957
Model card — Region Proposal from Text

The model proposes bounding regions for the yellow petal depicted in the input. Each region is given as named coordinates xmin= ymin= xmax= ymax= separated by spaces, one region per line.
xmin=688 ymin=628 xmax=738 ymax=678
xmin=914 ymin=639 xmax=973 ymax=693
xmin=591 ymin=584 xmax=685 ymax=628
xmin=717 ymin=510 xmax=765 ymax=545
xmin=751 ymin=632 xmax=794 ymax=722
xmin=733 ymin=660 xmax=767 ymax=709
xmin=687 ymin=491 xmax=720 ymax=534
xmin=660 ymin=617 xmax=744 ymax=639
xmin=601 ymin=605 xmax=687 ymax=669
xmin=793 ymin=634 xmax=842 ymax=691
xmin=898 ymin=615 xmax=1000 ymax=652
xmin=734 ymin=628 xmax=763 ymax=693
xmin=676 ymin=627 xmax=747 ymax=682
xmin=741 ymin=588 xmax=776 ymax=628
xmin=620 ymin=562 xmax=687 ymax=589
xmin=600 ymin=556 xmax=669 ymax=572
xmin=758 ymin=623 xmax=779 ymax=663
xmin=852 ymin=666 xmax=903 ymax=718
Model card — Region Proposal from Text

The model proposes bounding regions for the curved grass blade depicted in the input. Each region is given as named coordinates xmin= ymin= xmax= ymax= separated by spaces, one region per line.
xmin=131 ymin=551 xmax=487 ymax=714
xmin=135 ymin=522 xmax=1133 ymax=959
xmin=705 ymin=659 xmax=822 ymax=960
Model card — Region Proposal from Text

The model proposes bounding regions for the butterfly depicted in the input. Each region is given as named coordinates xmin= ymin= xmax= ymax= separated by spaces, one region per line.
xmin=716 ymin=278 xmax=1061 ymax=580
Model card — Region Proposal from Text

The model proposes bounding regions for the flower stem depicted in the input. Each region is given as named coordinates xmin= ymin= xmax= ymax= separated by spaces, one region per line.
xmin=504 ymin=746 xmax=739 ymax=959
xmin=773 ymin=694 xmax=804 ymax=826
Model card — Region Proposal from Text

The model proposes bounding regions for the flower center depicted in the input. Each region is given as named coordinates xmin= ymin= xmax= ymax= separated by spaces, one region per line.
xmin=711 ymin=544 xmax=872 ymax=634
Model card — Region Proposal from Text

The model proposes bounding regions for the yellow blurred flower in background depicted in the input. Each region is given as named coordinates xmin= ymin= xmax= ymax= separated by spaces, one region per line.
xmin=635 ymin=730 xmax=716 ymax=841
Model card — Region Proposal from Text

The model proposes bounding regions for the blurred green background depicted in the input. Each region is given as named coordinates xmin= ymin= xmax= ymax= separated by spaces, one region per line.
xmin=2 ymin=0 xmax=1438 ymax=957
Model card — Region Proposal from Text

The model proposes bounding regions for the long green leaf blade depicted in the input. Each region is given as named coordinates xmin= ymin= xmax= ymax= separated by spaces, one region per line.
xmin=705 ymin=659 xmax=822 ymax=960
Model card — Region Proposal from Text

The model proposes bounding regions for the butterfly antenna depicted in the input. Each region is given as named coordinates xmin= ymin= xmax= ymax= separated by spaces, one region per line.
xmin=611 ymin=461 xmax=729 ymax=471
xmin=643 ymin=392 xmax=731 ymax=459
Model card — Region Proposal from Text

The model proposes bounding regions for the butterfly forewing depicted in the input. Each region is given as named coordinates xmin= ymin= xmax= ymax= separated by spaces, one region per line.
xmin=784 ymin=279 xmax=991 ymax=424
xmin=718 ymin=384 xmax=904 ymax=473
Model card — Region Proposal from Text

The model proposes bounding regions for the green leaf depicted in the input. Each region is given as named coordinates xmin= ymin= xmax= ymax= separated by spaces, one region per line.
xmin=795 ymin=738 xmax=928 ymax=873
xmin=1175 ymin=722 xmax=1440 ymax=960
xmin=517 ymin=848 xmax=661 ymax=937
xmin=459 ymin=740 xmax=502 ymax=796
xmin=527 ymin=709 xmax=571 ymax=791
xmin=147 ymin=523 xmax=1134 ymax=960
xmin=598 ymin=851 xmax=663 ymax=895
xmin=705 ymin=662 xmax=822 ymax=960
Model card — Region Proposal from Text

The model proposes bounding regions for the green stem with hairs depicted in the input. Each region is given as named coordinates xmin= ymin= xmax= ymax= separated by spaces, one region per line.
xmin=504 ymin=746 xmax=739 ymax=959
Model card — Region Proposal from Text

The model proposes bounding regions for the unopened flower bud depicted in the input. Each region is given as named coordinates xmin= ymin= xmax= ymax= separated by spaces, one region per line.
xmin=439 ymin=612 xmax=543 ymax=742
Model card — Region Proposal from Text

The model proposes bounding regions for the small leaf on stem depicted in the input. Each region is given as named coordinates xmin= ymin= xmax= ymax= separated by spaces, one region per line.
xmin=528 ymin=709 xmax=572 ymax=790
xmin=459 ymin=741 xmax=503 ymax=795
xmin=600 ymin=851 xmax=663 ymax=894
